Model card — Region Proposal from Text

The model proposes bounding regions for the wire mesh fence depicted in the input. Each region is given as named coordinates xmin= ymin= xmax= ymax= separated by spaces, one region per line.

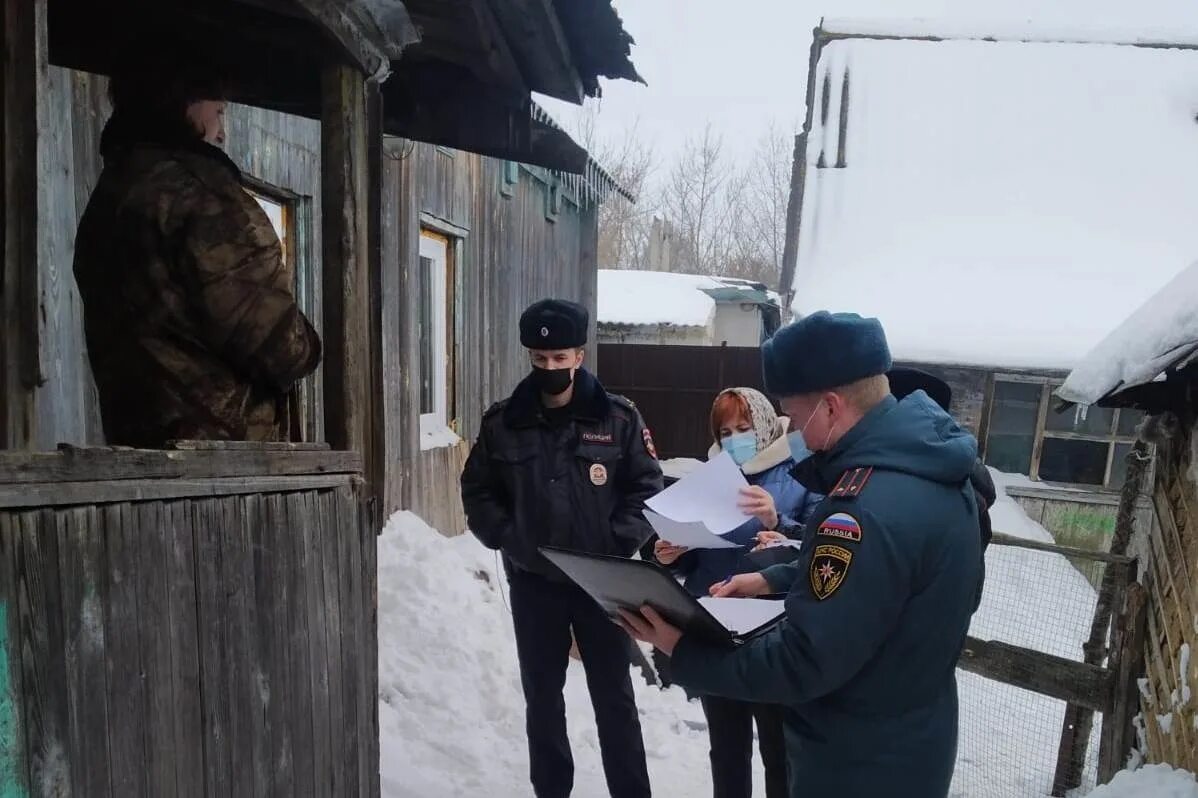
xmin=952 ymin=536 xmax=1127 ymax=797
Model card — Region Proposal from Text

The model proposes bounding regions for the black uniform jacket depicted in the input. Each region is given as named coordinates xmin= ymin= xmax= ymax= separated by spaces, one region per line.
xmin=461 ymin=368 xmax=664 ymax=580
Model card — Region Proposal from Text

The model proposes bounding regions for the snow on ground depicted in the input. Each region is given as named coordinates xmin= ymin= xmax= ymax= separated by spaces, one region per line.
xmin=377 ymin=511 xmax=761 ymax=797
xmin=992 ymin=468 xmax=1088 ymax=495
xmin=1084 ymin=764 xmax=1198 ymax=797
xmin=791 ymin=37 xmax=1198 ymax=369
xmin=378 ymin=478 xmax=1180 ymax=797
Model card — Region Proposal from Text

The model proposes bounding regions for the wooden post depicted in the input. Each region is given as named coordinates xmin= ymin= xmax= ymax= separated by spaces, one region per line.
xmin=777 ymin=27 xmax=825 ymax=306
xmin=1051 ymin=439 xmax=1151 ymax=795
xmin=321 ymin=64 xmax=383 ymax=513
xmin=365 ymin=79 xmax=386 ymax=530
xmin=1098 ymin=582 xmax=1149 ymax=783
xmin=1 ymin=0 xmax=42 ymax=450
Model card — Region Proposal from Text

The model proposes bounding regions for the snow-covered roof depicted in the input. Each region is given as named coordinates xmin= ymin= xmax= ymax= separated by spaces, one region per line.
xmin=597 ymin=269 xmax=769 ymax=328
xmin=819 ymin=18 xmax=1198 ymax=49
xmin=791 ymin=33 xmax=1198 ymax=370
xmin=1057 ymin=260 xmax=1198 ymax=407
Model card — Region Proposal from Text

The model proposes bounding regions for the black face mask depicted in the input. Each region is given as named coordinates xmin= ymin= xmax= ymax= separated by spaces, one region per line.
xmin=531 ymin=366 xmax=574 ymax=396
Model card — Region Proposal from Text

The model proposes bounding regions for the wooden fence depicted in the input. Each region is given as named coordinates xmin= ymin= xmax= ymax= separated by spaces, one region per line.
xmin=0 ymin=446 xmax=378 ymax=797
xmin=598 ymin=343 xmax=768 ymax=459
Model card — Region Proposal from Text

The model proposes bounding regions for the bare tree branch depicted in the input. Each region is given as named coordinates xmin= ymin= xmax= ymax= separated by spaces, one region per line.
xmin=573 ymin=112 xmax=795 ymax=283
xmin=572 ymin=105 xmax=658 ymax=270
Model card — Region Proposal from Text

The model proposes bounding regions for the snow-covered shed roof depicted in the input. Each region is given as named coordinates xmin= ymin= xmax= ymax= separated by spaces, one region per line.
xmin=789 ymin=28 xmax=1198 ymax=370
xmin=818 ymin=18 xmax=1198 ymax=49
xmin=597 ymin=269 xmax=773 ymax=328
xmin=1057 ymin=260 xmax=1198 ymax=410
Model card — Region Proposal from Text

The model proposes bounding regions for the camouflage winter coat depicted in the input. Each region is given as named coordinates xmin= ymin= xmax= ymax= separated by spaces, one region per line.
xmin=74 ymin=122 xmax=321 ymax=447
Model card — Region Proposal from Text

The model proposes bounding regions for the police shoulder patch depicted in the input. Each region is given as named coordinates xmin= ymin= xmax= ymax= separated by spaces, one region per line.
xmin=809 ymin=544 xmax=853 ymax=601
xmin=817 ymin=512 xmax=863 ymax=543
xmin=642 ymin=427 xmax=658 ymax=460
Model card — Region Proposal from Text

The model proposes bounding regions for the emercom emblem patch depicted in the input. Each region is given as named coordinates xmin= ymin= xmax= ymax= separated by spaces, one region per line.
xmin=809 ymin=544 xmax=853 ymax=601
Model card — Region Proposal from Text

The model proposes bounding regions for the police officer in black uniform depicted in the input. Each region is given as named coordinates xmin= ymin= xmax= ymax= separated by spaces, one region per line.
xmin=461 ymin=298 xmax=663 ymax=798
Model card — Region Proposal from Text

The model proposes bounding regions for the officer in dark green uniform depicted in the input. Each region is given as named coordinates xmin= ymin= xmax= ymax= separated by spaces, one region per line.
xmin=461 ymin=298 xmax=663 ymax=798
xmin=620 ymin=311 xmax=982 ymax=798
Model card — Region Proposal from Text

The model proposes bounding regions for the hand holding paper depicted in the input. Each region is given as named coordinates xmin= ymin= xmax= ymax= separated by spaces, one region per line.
xmin=653 ymin=539 xmax=689 ymax=564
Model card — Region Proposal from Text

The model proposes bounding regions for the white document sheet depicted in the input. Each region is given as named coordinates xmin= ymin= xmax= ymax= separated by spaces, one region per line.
xmin=698 ymin=597 xmax=786 ymax=636
xmin=645 ymin=451 xmax=750 ymax=535
xmin=643 ymin=509 xmax=740 ymax=550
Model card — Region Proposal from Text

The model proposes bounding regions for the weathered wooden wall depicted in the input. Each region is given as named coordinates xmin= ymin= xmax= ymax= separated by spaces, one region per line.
xmin=0 ymin=449 xmax=377 ymax=797
xmin=5 ymin=63 xmax=108 ymax=450
xmin=1137 ymin=418 xmax=1198 ymax=771
xmin=893 ymin=361 xmax=990 ymax=436
xmin=381 ymin=141 xmax=599 ymax=533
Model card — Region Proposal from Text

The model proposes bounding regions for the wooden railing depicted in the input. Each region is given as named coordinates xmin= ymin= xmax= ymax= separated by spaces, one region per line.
xmin=0 ymin=444 xmax=378 ymax=797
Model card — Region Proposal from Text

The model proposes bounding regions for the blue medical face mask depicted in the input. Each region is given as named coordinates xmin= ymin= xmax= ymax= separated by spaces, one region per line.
xmin=720 ymin=431 xmax=758 ymax=466
xmin=786 ymin=430 xmax=812 ymax=465
xmin=787 ymin=399 xmax=826 ymax=464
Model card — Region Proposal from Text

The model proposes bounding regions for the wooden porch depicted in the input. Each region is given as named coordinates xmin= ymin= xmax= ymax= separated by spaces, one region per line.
xmin=0 ymin=446 xmax=376 ymax=796
xmin=0 ymin=0 xmax=642 ymax=795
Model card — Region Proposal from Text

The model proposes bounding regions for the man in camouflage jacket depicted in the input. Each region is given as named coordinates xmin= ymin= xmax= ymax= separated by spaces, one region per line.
xmin=73 ymin=83 xmax=320 ymax=447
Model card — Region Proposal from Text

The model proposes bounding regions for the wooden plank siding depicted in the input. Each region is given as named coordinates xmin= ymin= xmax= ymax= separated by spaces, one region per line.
xmin=0 ymin=452 xmax=375 ymax=797
xmin=1136 ymin=419 xmax=1198 ymax=773
xmin=380 ymin=141 xmax=599 ymax=533
xmin=2 ymin=0 xmax=44 ymax=451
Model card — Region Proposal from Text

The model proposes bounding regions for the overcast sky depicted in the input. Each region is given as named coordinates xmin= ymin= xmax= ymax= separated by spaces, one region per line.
xmin=538 ymin=0 xmax=1198 ymax=170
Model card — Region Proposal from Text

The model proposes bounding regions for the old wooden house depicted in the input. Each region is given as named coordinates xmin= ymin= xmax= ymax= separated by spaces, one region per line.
xmin=1 ymin=0 xmax=641 ymax=794
xmin=1058 ymin=259 xmax=1198 ymax=774
xmin=775 ymin=21 xmax=1198 ymax=547
xmin=382 ymin=111 xmax=630 ymax=535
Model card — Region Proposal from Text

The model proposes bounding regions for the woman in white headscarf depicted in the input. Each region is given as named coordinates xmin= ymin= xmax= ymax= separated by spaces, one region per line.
xmin=654 ymin=387 xmax=821 ymax=798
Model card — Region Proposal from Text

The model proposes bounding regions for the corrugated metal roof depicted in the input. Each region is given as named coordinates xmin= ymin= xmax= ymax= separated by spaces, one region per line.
xmin=531 ymin=103 xmax=635 ymax=207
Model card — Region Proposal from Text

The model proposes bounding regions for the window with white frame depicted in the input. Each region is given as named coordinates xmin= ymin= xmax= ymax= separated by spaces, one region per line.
xmin=982 ymin=376 xmax=1144 ymax=489
xmin=417 ymin=231 xmax=459 ymax=450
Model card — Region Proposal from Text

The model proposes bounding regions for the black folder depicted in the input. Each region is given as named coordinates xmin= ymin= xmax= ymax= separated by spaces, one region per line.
xmin=540 ymin=546 xmax=785 ymax=647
